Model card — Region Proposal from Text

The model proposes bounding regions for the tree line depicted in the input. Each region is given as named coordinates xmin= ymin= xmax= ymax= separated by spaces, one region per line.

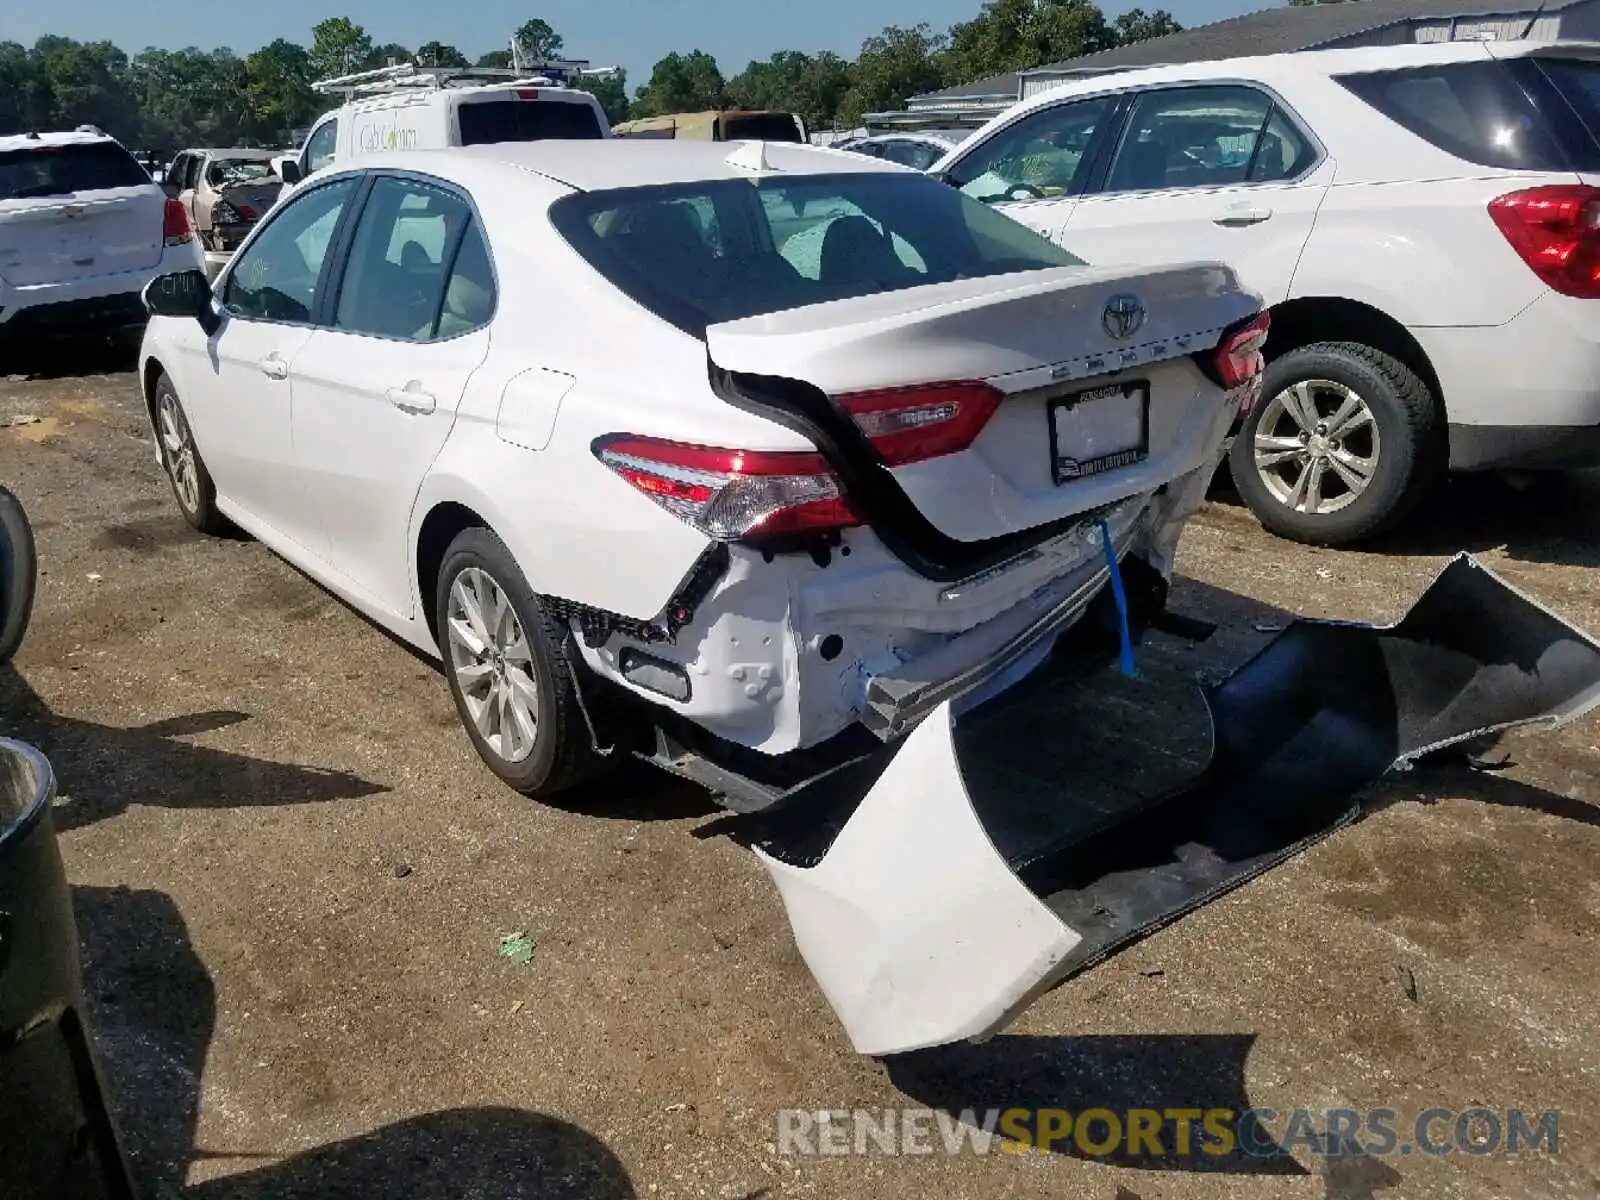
xmin=0 ymin=2 xmax=1181 ymax=153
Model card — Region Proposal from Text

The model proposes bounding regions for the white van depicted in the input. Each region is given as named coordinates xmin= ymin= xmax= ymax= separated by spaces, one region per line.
xmin=278 ymin=64 xmax=610 ymax=191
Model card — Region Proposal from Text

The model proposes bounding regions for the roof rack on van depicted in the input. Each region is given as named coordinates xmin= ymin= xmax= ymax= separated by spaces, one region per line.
xmin=311 ymin=59 xmax=620 ymax=98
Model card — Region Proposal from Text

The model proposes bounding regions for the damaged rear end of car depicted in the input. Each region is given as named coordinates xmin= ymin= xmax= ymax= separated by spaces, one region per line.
xmin=548 ymin=163 xmax=1268 ymax=802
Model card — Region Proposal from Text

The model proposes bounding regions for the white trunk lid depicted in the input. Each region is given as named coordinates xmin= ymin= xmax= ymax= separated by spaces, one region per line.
xmin=705 ymin=263 xmax=1259 ymax=542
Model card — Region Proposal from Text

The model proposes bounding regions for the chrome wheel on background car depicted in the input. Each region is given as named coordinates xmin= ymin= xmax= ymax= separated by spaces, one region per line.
xmin=1229 ymin=341 xmax=1442 ymax=548
xmin=1251 ymin=378 xmax=1381 ymax=516
xmin=446 ymin=566 xmax=540 ymax=764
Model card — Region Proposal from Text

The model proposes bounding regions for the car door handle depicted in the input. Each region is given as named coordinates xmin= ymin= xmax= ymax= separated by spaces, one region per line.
xmin=385 ymin=384 xmax=437 ymax=415
xmin=1213 ymin=207 xmax=1272 ymax=227
xmin=259 ymin=354 xmax=288 ymax=380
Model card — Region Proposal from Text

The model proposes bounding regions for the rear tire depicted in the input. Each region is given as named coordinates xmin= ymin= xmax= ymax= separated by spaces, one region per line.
xmin=153 ymin=373 xmax=230 ymax=536
xmin=0 ymin=484 xmax=37 ymax=662
xmin=435 ymin=528 xmax=607 ymax=797
xmin=1229 ymin=341 xmax=1442 ymax=546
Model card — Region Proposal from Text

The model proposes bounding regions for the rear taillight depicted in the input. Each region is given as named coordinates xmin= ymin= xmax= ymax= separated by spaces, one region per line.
xmin=1215 ymin=310 xmax=1271 ymax=390
xmin=162 ymin=199 xmax=192 ymax=247
xmin=833 ymin=381 xmax=1002 ymax=466
xmin=516 ymin=88 xmax=541 ymax=100
xmin=595 ymin=437 xmax=857 ymax=540
xmin=1488 ymin=185 xmax=1600 ymax=298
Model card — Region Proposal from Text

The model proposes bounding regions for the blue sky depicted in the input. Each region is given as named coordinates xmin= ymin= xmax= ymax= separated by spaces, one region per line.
xmin=9 ymin=0 xmax=1277 ymax=86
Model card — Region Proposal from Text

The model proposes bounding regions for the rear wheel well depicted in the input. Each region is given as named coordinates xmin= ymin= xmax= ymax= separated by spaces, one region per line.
xmin=1265 ymin=297 xmax=1443 ymax=409
xmin=416 ymin=502 xmax=488 ymax=645
xmin=141 ymin=358 xmax=166 ymax=421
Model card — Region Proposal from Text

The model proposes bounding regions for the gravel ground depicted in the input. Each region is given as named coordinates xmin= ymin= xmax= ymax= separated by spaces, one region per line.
xmin=2 ymin=356 xmax=1598 ymax=1200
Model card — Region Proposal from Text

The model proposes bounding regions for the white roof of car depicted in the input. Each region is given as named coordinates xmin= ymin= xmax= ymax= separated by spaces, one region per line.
xmin=990 ymin=38 xmax=1591 ymax=124
xmin=349 ymin=139 xmax=909 ymax=193
xmin=0 ymin=129 xmax=118 ymax=153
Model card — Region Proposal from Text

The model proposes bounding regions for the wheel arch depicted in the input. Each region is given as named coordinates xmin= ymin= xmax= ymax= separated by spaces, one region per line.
xmin=415 ymin=500 xmax=491 ymax=646
xmin=1265 ymin=296 xmax=1443 ymax=414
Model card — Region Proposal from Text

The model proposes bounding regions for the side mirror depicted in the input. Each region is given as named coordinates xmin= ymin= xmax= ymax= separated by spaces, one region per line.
xmin=277 ymin=159 xmax=302 ymax=185
xmin=143 ymin=270 xmax=221 ymax=337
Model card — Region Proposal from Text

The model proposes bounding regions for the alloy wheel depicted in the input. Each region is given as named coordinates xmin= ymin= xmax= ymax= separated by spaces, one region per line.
xmin=446 ymin=566 xmax=540 ymax=764
xmin=1252 ymin=379 xmax=1382 ymax=516
xmin=157 ymin=391 xmax=201 ymax=516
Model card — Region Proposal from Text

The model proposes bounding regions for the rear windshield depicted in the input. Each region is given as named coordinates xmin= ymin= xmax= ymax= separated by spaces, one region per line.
xmin=550 ymin=172 xmax=1085 ymax=336
xmin=0 ymin=141 xmax=151 ymax=200
xmin=210 ymin=158 xmax=276 ymax=185
xmin=457 ymin=96 xmax=604 ymax=145
xmin=1335 ymin=60 xmax=1583 ymax=172
xmin=722 ymin=113 xmax=805 ymax=143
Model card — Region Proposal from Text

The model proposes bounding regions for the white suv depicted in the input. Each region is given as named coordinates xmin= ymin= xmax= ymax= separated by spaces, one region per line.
xmin=0 ymin=130 xmax=203 ymax=350
xmin=933 ymin=39 xmax=1600 ymax=545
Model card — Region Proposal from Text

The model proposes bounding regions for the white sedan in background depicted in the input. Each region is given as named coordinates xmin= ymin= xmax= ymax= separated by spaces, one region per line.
xmin=137 ymin=139 xmax=1267 ymax=1054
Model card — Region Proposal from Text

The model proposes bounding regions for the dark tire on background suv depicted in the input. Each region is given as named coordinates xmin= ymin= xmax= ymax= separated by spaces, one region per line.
xmin=436 ymin=527 xmax=608 ymax=798
xmin=153 ymin=372 xmax=230 ymax=536
xmin=1228 ymin=341 xmax=1443 ymax=547
xmin=0 ymin=484 xmax=37 ymax=662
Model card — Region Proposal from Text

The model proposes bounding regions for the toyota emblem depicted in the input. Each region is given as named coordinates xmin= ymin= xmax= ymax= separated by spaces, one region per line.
xmin=1101 ymin=293 xmax=1146 ymax=341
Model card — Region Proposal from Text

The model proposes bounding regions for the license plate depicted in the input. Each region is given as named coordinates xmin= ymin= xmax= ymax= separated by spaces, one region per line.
xmin=1048 ymin=381 xmax=1149 ymax=485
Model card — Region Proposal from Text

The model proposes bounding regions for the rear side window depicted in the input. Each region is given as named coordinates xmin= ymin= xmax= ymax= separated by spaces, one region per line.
xmin=458 ymin=97 xmax=604 ymax=145
xmin=1336 ymin=61 xmax=1575 ymax=172
xmin=334 ymin=177 xmax=489 ymax=341
xmin=0 ymin=142 xmax=150 ymax=200
xmin=551 ymin=172 xmax=1085 ymax=336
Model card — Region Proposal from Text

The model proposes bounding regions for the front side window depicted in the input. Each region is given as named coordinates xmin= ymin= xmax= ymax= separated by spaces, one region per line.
xmin=946 ymin=96 xmax=1115 ymax=204
xmin=334 ymin=176 xmax=485 ymax=341
xmin=552 ymin=171 xmax=1086 ymax=336
xmin=1105 ymin=85 xmax=1313 ymax=193
xmin=304 ymin=119 xmax=339 ymax=174
xmin=222 ymin=176 xmax=358 ymax=323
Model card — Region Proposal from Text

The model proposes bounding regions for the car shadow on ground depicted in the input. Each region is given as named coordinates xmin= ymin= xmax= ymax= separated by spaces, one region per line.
xmin=0 ymin=664 xmax=386 ymax=833
xmin=74 ymin=883 xmax=637 ymax=1200
xmin=1 ymin=334 xmax=141 ymax=382
xmin=1208 ymin=468 xmax=1600 ymax=569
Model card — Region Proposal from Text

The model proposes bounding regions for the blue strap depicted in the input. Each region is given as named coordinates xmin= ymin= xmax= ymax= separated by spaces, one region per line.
xmin=1098 ymin=518 xmax=1136 ymax=678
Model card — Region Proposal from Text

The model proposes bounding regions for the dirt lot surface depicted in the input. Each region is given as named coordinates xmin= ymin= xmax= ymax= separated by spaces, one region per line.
xmin=2 ymin=358 xmax=1598 ymax=1200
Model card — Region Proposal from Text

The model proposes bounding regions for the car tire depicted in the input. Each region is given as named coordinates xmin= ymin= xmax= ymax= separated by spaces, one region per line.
xmin=436 ymin=527 xmax=607 ymax=797
xmin=0 ymin=484 xmax=37 ymax=663
xmin=152 ymin=373 xmax=229 ymax=536
xmin=1229 ymin=341 xmax=1442 ymax=546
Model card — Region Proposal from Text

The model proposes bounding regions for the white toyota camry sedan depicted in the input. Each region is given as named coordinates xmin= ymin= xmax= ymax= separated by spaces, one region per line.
xmin=139 ymin=139 xmax=1267 ymax=1052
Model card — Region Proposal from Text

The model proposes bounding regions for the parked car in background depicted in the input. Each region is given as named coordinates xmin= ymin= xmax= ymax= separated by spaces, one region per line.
xmin=0 ymin=129 xmax=202 ymax=350
xmin=931 ymin=39 xmax=1600 ymax=546
xmin=836 ymin=130 xmax=963 ymax=170
xmin=611 ymin=110 xmax=807 ymax=142
xmin=276 ymin=63 xmax=610 ymax=194
xmin=161 ymin=148 xmax=285 ymax=252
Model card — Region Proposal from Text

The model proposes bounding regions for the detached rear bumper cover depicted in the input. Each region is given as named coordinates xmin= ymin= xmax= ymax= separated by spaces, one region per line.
xmin=755 ymin=555 xmax=1600 ymax=1056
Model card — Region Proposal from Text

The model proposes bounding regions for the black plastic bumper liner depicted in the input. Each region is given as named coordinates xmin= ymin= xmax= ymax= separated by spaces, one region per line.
xmin=1009 ymin=553 xmax=1600 ymax=984
xmin=0 ymin=739 xmax=136 ymax=1200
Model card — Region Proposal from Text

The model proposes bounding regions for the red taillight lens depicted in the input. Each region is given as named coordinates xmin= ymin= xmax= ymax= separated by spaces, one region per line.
xmin=1488 ymin=185 xmax=1600 ymax=298
xmin=516 ymin=88 xmax=541 ymax=100
xmin=1215 ymin=310 xmax=1271 ymax=389
xmin=595 ymin=437 xmax=857 ymax=540
xmin=162 ymin=199 xmax=192 ymax=247
xmin=834 ymin=380 xmax=1002 ymax=466
xmin=236 ymin=203 xmax=257 ymax=219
